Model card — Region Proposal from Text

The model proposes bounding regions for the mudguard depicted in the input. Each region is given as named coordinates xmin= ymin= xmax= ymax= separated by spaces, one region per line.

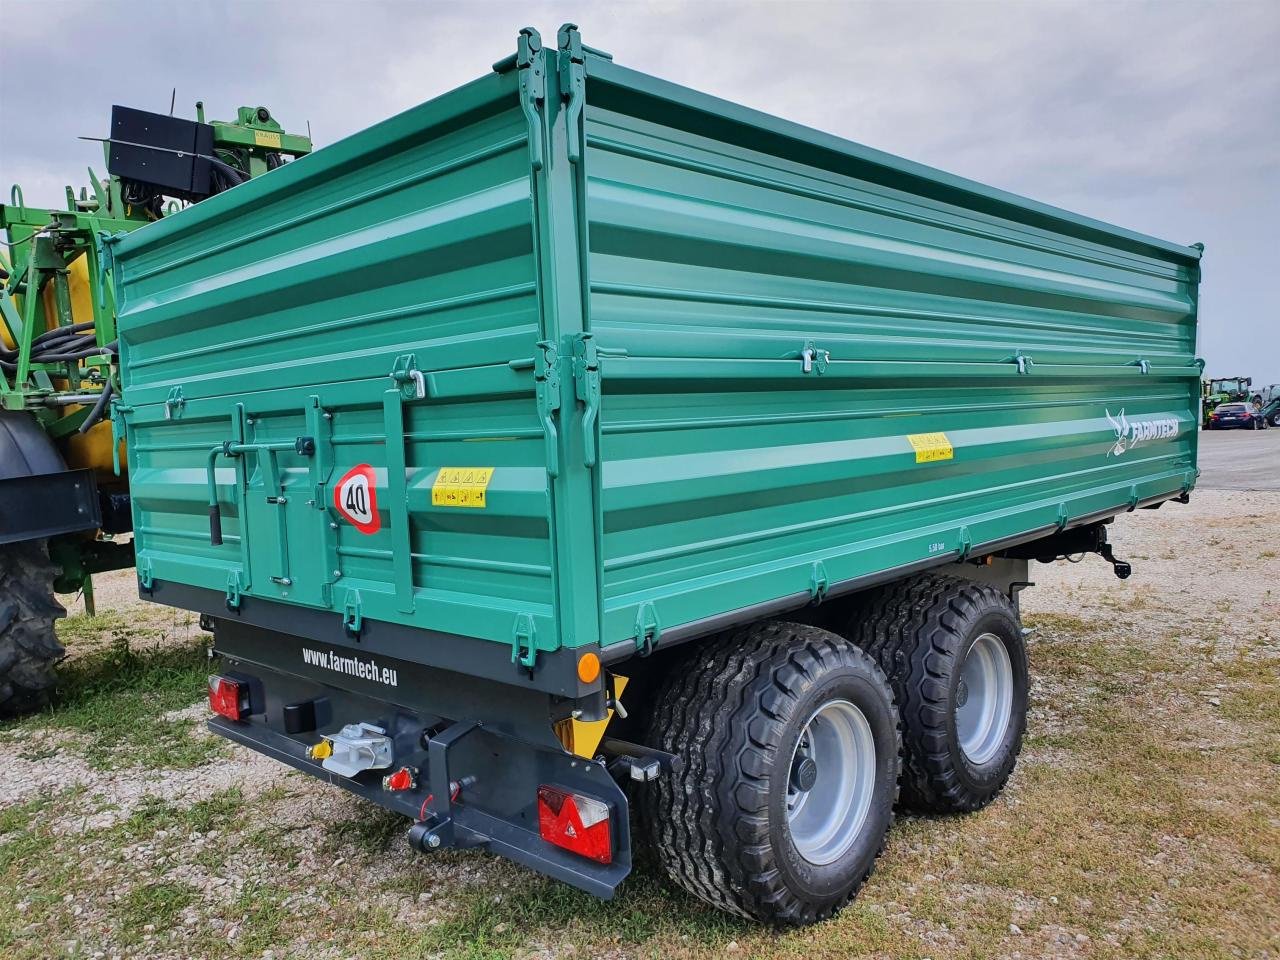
xmin=0 ymin=410 xmax=101 ymax=544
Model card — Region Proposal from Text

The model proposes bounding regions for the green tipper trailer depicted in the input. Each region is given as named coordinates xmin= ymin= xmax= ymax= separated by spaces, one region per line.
xmin=108 ymin=25 xmax=1201 ymax=924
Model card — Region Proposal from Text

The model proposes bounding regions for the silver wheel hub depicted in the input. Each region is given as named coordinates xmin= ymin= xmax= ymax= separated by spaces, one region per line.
xmin=785 ymin=698 xmax=877 ymax=866
xmin=955 ymin=632 xmax=1014 ymax=765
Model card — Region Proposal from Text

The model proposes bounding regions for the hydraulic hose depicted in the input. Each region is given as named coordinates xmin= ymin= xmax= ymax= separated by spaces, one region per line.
xmin=32 ymin=321 xmax=94 ymax=347
xmin=77 ymin=381 xmax=114 ymax=435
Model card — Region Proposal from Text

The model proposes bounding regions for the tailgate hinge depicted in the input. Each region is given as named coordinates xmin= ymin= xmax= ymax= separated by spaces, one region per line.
xmin=511 ymin=612 xmax=538 ymax=670
xmin=225 ymin=570 xmax=243 ymax=611
xmin=809 ymin=560 xmax=829 ymax=602
xmin=571 ymin=334 xmax=601 ymax=468
xmin=516 ymin=28 xmax=546 ymax=172
xmin=634 ymin=602 xmax=661 ymax=657
xmin=534 ymin=340 xmax=562 ymax=478
xmin=110 ymin=401 xmax=131 ymax=476
xmin=557 ymin=24 xmax=586 ymax=164
xmin=342 ymin=589 xmax=364 ymax=640
xmin=137 ymin=556 xmax=154 ymax=594
xmin=95 ymin=230 xmax=124 ymax=311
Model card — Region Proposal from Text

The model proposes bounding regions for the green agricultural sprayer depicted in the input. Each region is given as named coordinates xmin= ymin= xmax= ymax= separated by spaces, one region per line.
xmin=0 ymin=102 xmax=311 ymax=715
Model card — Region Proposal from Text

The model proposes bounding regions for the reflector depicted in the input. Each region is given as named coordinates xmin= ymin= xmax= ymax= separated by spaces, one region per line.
xmin=537 ymin=785 xmax=612 ymax=864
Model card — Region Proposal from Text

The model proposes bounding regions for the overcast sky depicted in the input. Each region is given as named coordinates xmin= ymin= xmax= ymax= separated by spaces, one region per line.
xmin=3 ymin=0 xmax=1277 ymax=386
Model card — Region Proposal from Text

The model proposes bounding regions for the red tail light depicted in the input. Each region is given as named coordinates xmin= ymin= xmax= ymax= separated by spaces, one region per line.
xmin=208 ymin=675 xmax=246 ymax=721
xmin=537 ymin=785 xmax=612 ymax=864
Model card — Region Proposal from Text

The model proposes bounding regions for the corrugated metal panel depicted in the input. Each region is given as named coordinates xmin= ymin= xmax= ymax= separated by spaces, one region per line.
xmin=580 ymin=57 xmax=1200 ymax=645
xmin=115 ymin=68 xmax=560 ymax=650
xmin=111 ymin=31 xmax=1200 ymax=666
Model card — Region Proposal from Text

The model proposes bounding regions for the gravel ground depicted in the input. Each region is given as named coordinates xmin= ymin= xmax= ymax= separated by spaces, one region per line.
xmin=3 ymin=472 xmax=1277 ymax=959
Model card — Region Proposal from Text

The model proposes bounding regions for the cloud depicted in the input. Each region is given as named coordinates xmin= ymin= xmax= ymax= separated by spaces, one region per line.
xmin=2 ymin=0 xmax=1276 ymax=379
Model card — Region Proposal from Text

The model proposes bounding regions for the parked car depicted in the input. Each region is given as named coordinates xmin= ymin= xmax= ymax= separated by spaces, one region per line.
xmin=1206 ymin=402 xmax=1268 ymax=430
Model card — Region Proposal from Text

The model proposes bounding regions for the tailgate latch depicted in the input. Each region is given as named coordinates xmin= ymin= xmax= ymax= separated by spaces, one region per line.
xmin=800 ymin=340 xmax=830 ymax=375
xmin=390 ymin=353 xmax=427 ymax=400
xmin=1007 ymin=350 xmax=1035 ymax=375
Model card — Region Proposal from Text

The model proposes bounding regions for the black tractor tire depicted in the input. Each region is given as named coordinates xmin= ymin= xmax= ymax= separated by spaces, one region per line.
xmin=639 ymin=621 xmax=900 ymax=925
xmin=848 ymin=575 xmax=1028 ymax=814
xmin=1269 ymin=412 xmax=1280 ymax=428
xmin=0 ymin=539 xmax=67 ymax=717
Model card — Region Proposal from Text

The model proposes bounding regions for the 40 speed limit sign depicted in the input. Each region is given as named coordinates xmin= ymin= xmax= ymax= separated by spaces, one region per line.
xmin=334 ymin=464 xmax=380 ymax=534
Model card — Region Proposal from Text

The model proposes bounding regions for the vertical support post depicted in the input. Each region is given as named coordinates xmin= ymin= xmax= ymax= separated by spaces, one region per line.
xmin=519 ymin=23 xmax=604 ymax=659
xmin=382 ymin=388 xmax=415 ymax=613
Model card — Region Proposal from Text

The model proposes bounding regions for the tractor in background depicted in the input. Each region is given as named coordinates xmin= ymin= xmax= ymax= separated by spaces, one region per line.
xmin=1201 ymin=376 xmax=1256 ymax=427
xmin=0 ymin=102 xmax=311 ymax=715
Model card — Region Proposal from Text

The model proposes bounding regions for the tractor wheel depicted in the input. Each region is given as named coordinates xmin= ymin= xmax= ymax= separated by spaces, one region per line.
xmin=0 ymin=539 xmax=67 ymax=717
xmin=848 ymin=575 xmax=1028 ymax=814
xmin=639 ymin=621 xmax=900 ymax=925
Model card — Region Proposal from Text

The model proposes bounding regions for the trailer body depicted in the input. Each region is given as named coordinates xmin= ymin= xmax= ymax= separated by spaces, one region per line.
xmin=109 ymin=26 xmax=1201 ymax=903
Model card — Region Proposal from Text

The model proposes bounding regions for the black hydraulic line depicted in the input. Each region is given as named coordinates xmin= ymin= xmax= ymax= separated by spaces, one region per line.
xmin=32 ymin=336 xmax=97 ymax=357
xmin=77 ymin=381 xmax=114 ymax=434
xmin=32 ymin=321 xmax=95 ymax=347
xmin=32 ymin=339 xmax=117 ymax=364
xmin=32 ymin=347 xmax=109 ymax=363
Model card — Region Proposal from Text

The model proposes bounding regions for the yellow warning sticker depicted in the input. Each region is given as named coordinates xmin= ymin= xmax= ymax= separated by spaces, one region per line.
xmin=907 ymin=432 xmax=954 ymax=463
xmin=431 ymin=467 xmax=495 ymax=508
xmin=253 ymin=129 xmax=283 ymax=149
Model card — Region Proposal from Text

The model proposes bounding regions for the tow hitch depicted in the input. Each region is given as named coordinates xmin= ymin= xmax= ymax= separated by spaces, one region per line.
xmin=308 ymin=722 xmax=394 ymax=777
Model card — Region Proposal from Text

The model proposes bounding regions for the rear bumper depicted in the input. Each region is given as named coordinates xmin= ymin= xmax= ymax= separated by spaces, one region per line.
xmin=206 ymin=624 xmax=632 ymax=898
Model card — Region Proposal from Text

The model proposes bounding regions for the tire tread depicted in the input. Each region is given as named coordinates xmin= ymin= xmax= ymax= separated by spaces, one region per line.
xmin=639 ymin=621 xmax=900 ymax=924
xmin=851 ymin=574 xmax=1024 ymax=813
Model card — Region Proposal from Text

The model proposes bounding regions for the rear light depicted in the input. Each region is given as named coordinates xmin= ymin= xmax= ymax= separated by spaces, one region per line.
xmin=207 ymin=675 xmax=247 ymax=721
xmin=537 ymin=785 xmax=612 ymax=864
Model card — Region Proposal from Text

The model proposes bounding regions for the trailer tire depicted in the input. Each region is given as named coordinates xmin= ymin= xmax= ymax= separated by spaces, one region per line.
xmin=639 ymin=621 xmax=900 ymax=925
xmin=849 ymin=575 xmax=1027 ymax=814
xmin=0 ymin=539 xmax=67 ymax=718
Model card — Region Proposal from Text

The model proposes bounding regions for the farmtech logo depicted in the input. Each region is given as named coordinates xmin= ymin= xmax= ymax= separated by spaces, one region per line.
xmin=1105 ymin=409 xmax=1179 ymax=457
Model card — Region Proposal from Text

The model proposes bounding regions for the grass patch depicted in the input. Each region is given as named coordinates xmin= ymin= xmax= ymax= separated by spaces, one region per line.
xmin=2 ymin=634 xmax=220 ymax=769
xmin=326 ymin=805 xmax=409 ymax=857
xmin=1022 ymin=611 xmax=1094 ymax=636
xmin=116 ymin=881 xmax=196 ymax=945
xmin=116 ymin=789 xmax=248 ymax=844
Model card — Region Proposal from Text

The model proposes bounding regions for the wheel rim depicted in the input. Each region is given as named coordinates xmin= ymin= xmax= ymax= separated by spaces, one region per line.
xmin=785 ymin=698 xmax=877 ymax=865
xmin=955 ymin=632 xmax=1014 ymax=765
